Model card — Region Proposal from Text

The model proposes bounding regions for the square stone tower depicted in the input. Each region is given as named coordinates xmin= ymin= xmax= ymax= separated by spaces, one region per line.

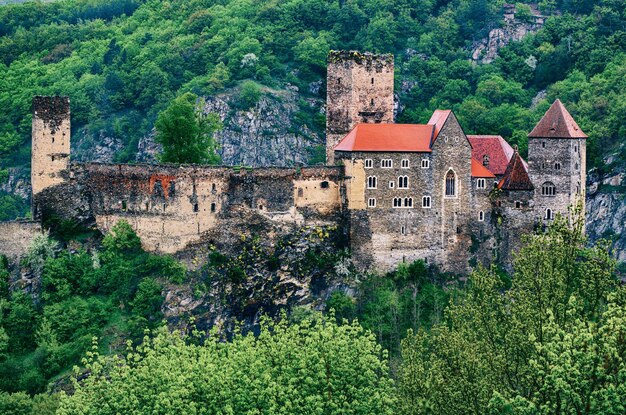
xmin=325 ymin=51 xmax=394 ymax=164
xmin=527 ymin=99 xmax=586 ymax=222
xmin=31 ymin=96 xmax=71 ymax=197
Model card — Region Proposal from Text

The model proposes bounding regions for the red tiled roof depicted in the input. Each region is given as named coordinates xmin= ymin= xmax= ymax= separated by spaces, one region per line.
xmin=528 ymin=99 xmax=587 ymax=138
xmin=471 ymin=158 xmax=496 ymax=178
xmin=467 ymin=135 xmax=514 ymax=176
xmin=427 ymin=109 xmax=452 ymax=143
xmin=334 ymin=123 xmax=434 ymax=152
xmin=498 ymin=151 xmax=534 ymax=191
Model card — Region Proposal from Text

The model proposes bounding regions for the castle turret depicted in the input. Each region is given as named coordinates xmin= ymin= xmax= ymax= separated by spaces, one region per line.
xmin=31 ymin=96 xmax=71 ymax=217
xmin=326 ymin=51 xmax=394 ymax=164
xmin=527 ymin=99 xmax=586 ymax=222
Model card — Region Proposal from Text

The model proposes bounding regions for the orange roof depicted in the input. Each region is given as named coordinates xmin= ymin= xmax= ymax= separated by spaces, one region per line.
xmin=471 ymin=158 xmax=496 ymax=178
xmin=498 ymin=151 xmax=534 ymax=191
xmin=467 ymin=135 xmax=514 ymax=176
xmin=334 ymin=123 xmax=434 ymax=152
xmin=427 ymin=109 xmax=451 ymax=143
xmin=528 ymin=99 xmax=587 ymax=138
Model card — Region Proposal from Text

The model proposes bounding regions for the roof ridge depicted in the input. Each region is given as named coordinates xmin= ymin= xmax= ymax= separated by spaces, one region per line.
xmin=498 ymin=149 xmax=534 ymax=191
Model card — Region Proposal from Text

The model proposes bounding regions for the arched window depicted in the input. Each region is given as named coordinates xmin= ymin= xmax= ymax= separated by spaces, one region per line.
xmin=404 ymin=197 xmax=413 ymax=208
xmin=421 ymin=159 xmax=430 ymax=169
xmin=398 ymin=176 xmax=409 ymax=189
xmin=482 ymin=155 xmax=489 ymax=167
xmin=422 ymin=196 xmax=431 ymax=208
xmin=554 ymin=162 xmax=561 ymax=170
xmin=367 ymin=176 xmax=377 ymax=189
xmin=393 ymin=197 xmax=402 ymax=208
xmin=445 ymin=170 xmax=456 ymax=197
xmin=541 ymin=182 xmax=556 ymax=196
xmin=545 ymin=208 xmax=553 ymax=220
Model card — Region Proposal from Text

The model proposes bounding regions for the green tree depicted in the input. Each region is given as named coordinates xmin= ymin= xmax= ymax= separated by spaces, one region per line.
xmin=397 ymin=210 xmax=620 ymax=414
xmin=237 ymin=80 xmax=262 ymax=110
xmin=58 ymin=315 xmax=396 ymax=414
xmin=155 ymin=92 xmax=221 ymax=164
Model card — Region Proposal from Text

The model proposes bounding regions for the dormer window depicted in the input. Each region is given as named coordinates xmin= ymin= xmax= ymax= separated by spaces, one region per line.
xmin=482 ymin=155 xmax=489 ymax=167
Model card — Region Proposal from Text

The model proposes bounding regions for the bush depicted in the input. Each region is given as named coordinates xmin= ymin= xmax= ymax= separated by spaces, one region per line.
xmin=237 ymin=80 xmax=262 ymax=110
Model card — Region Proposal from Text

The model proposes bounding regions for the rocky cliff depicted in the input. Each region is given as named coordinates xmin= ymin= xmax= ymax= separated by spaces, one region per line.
xmin=134 ymin=86 xmax=325 ymax=167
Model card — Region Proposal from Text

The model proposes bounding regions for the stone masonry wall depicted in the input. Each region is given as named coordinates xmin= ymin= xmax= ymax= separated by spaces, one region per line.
xmin=31 ymin=96 xmax=70 ymax=196
xmin=528 ymin=137 xmax=586 ymax=221
xmin=326 ymin=51 xmax=394 ymax=164
xmin=0 ymin=221 xmax=42 ymax=260
xmin=38 ymin=163 xmax=345 ymax=260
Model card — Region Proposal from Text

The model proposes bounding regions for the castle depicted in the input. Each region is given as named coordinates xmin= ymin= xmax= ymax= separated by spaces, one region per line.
xmin=5 ymin=51 xmax=586 ymax=274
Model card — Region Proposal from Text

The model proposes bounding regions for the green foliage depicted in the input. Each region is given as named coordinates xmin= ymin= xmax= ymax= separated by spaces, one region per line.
xmin=58 ymin=315 xmax=396 ymax=414
xmin=237 ymin=80 xmax=262 ymax=110
xmin=155 ymin=92 xmax=221 ymax=164
xmin=0 ymin=192 xmax=29 ymax=221
xmin=0 ymin=391 xmax=58 ymax=415
xmin=22 ymin=232 xmax=58 ymax=275
xmin=397 ymin=211 xmax=622 ymax=414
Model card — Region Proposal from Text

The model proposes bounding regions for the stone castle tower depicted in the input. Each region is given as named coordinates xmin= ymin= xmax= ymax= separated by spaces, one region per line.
xmin=31 ymin=96 xmax=71 ymax=214
xmin=325 ymin=51 xmax=394 ymax=164
xmin=527 ymin=99 xmax=586 ymax=221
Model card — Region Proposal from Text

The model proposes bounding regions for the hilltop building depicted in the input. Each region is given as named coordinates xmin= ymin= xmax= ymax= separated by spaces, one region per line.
xmin=0 ymin=51 xmax=586 ymax=274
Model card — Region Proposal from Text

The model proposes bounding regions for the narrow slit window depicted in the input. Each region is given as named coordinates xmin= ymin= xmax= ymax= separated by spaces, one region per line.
xmin=479 ymin=211 xmax=484 ymax=221
xmin=211 ymin=203 xmax=216 ymax=213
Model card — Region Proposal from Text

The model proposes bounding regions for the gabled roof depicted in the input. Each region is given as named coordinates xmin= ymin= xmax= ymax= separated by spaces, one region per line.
xmin=467 ymin=135 xmax=514 ymax=176
xmin=498 ymin=150 xmax=534 ymax=191
xmin=528 ymin=99 xmax=587 ymax=138
xmin=427 ymin=109 xmax=452 ymax=143
xmin=471 ymin=158 xmax=496 ymax=178
xmin=334 ymin=123 xmax=434 ymax=152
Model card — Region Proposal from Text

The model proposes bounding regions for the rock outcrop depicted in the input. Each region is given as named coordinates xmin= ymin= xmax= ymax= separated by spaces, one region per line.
xmin=472 ymin=5 xmax=546 ymax=65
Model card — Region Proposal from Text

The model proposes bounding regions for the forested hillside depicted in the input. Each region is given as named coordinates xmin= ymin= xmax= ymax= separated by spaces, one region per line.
xmin=1 ymin=0 xmax=626 ymax=219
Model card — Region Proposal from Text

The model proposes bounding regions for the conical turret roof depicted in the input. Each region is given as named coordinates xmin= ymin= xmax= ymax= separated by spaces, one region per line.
xmin=498 ymin=149 xmax=534 ymax=191
xmin=528 ymin=99 xmax=587 ymax=138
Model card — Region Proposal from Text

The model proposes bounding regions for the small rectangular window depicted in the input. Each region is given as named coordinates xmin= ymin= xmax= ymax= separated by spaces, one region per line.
xmin=368 ymin=198 xmax=376 ymax=208
xmin=479 ymin=211 xmax=484 ymax=221
xmin=320 ymin=181 xmax=329 ymax=189
xmin=515 ymin=201 xmax=521 ymax=209
xmin=401 ymin=159 xmax=410 ymax=169
xmin=401 ymin=225 xmax=406 ymax=235
xmin=421 ymin=159 xmax=430 ymax=169
xmin=477 ymin=178 xmax=486 ymax=189
xmin=381 ymin=159 xmax=393 ymax=168
xmin=389 ymin=181 xmax=395 ymax=189
xmin=364 ymin=159 xmax=373 ymax=168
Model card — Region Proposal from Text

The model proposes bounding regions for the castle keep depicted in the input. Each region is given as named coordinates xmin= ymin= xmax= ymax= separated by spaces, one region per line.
xmin=19 ymin=51 xmax=586 ymax=274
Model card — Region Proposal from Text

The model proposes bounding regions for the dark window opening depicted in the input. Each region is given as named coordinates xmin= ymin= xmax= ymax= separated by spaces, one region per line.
xmin=337 ymin=77 xmax=341 ymax=85
xmin=370 ymin=98 xmax=374 ymax=106
xmin=212 ymin=183 xmax=216 ymax=192
xmin=482 ymin=155 xmax=489 ymax=167
xmin=320 ymin=181 xmax=329 ymax=189
xmin=145 ymin=203 xmax=149 ymax=211
xmin=298 ymin=188 xmax=304 ymax=197
xmin=456 ymin=226 xmax=461 ymax=234
xmin=515 ymin=201 xmax=521 ymax=208
xmin=52 ymin=136 xmax=55 ymax=143
xmin=122 ymin=201 xmax=127 ymax=211
xmin=542 ymin=141 xmax=546 ymax=148
xmin=445 ymin=170 xmax=456 ymax=197
xmin=163 ymin=203 xmax=166 ymax=211
xmin=193 ymin=203 xmax=199 ymax=212
xmin=371 ymin=77 xmax=374 ymax=84
xmin=211 ymin=203 xmax=216 ymax=213
xmin=259 ymin=205 xmax=263 ymax=210
xmin=169 ymin=181 xmax=176 ymax=196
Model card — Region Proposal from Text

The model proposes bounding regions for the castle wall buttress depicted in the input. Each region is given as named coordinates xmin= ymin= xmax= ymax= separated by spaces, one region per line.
xmin=326 ymin=51 xmax=394 ymax=164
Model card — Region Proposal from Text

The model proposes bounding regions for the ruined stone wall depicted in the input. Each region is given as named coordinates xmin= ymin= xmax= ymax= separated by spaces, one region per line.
xmin=326 ymin=51 xmax=394 ymax=164
xmin=528 ymin=137 xmax=586 ymax=222
xmin=31 ymin=97 xmax=70 ymax=197
xmin=0 ymin=221 xmax=42 ymax=260
xmin=52 ymin=163 xmax=345 ymax=258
